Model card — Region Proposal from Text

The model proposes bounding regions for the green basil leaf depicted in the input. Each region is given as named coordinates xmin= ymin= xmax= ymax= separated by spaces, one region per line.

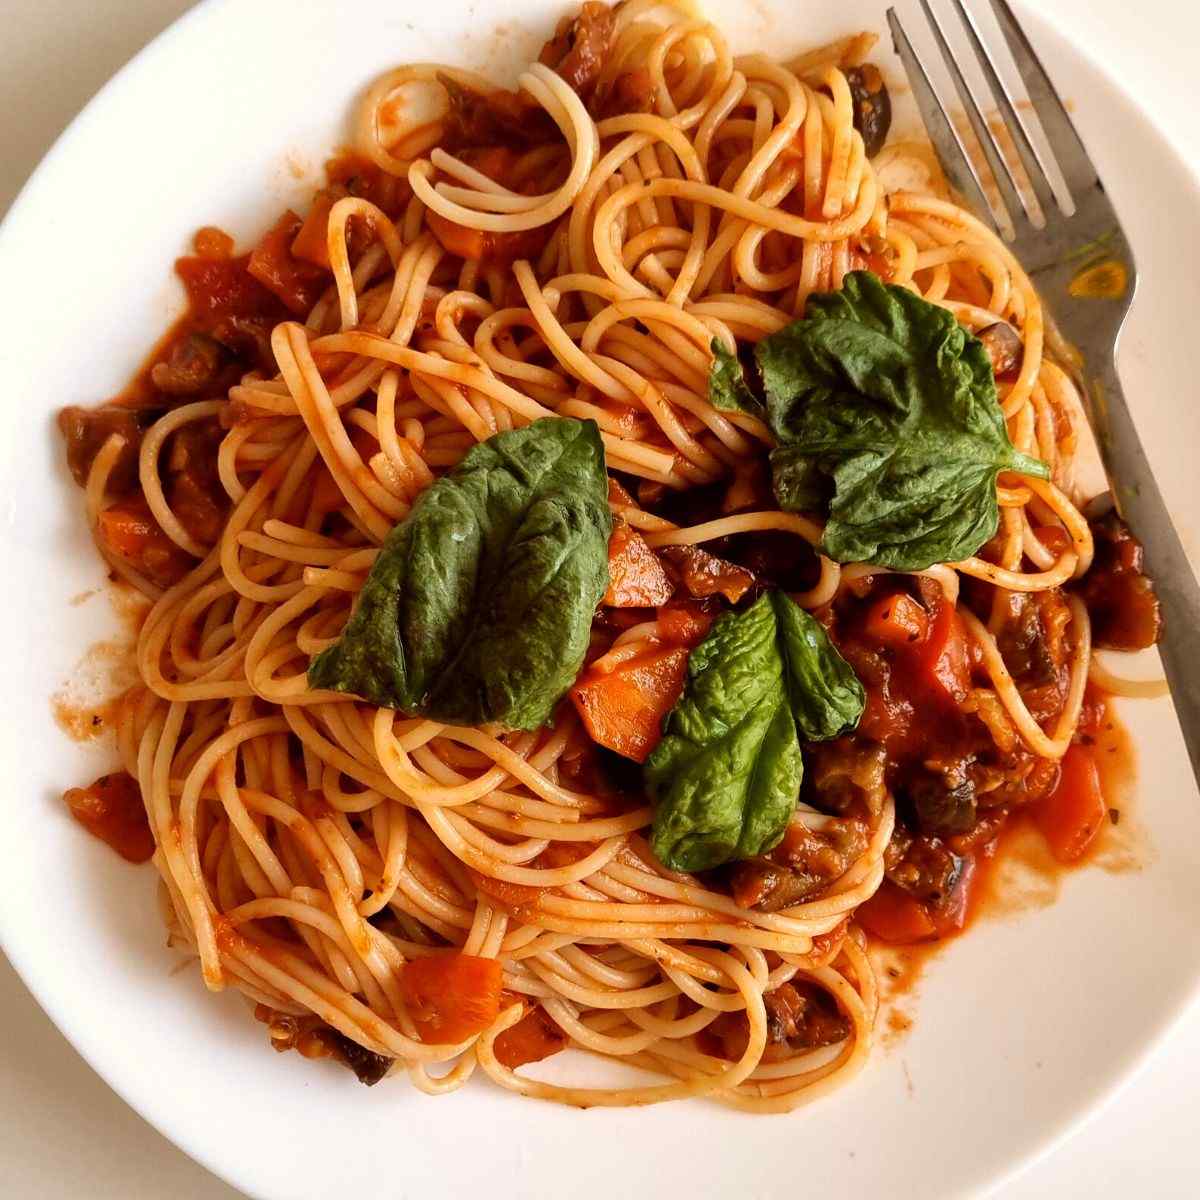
xmin=308 ymin=416 xmax=611 ymax=731
xmin=646 ymin=591 xmax=863 ymax=873
xmin=707 ymin=337 xmax=763 ymax=416
xmin=773 ymin=594 xmax=866 ymax=740
xmin=757 ymin=271 xmax=1049 ymax=571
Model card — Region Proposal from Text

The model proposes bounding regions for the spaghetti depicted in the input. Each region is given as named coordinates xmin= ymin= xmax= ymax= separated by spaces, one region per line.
xmin=58 ymin=0 xmax=1162 ymax=1110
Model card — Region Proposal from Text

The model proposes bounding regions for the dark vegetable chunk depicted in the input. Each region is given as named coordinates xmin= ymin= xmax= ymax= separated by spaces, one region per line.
xmin=764 ymin=980 xmax=851 ymax=1048
xmin=58 ymin=405 xmax=155 ymax=494
xmin=537 ymin=1 xmax=616 ymax=100
xmin=150 ymin=333 xmax=228 ymax=396
xmin=884 ymin=829 xmax=965 ymax=905
xmin=1076 ymin=512 xmax=1162 ymax=650
xmin=844 ymin=65 xmax=892 ymax=158
xmin=976 ymin=321 xmax=1023 ymax=377
xmin=904 ymin=769 xmax=977 ymax=836
xmin=322 ymin=1028 xmax=393 ymax=1086
xmin=658 ymin=543 xmax=755 ymax=604
xmin=729 ymin=816 xmax=868 ymax=911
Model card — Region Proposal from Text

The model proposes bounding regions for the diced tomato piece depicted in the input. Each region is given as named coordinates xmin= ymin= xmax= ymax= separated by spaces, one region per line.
xmin=192 ymin=226 xmax=235 ymax=260
xmin=425 ymin=209 xmax=551 ymax=265
xmin=400 ymin=953 xmax=503 ymax=1044
xmin=493 ymin=1004 xmax=568 ymax=1069
xmin=913 ymin=597 xmax=971 ymax=709
xmin=290 ymin=189 xmax=342 ymax=269
xmin=856 ymin=881 xmax=937 ymax=944
xmin=463 ymin=146 xmax=522 ymax=185
xmin=175 ymin=253 xmax=281 ymax=322
xmin=63 ymin=772 xmax=155 ymax=863
xmin=168 ymin=464 xmax=225 ymax=546
xmin=97 ymin=497 xmax=193 ymax=587
xmin=863 ymin=592 xmax=929 ymax=649
xmin=1033 ymin=744 xmax=1105 ymax=864
xmin=604 ymin=523 xmax=674 ymax=608
xmin=468 ymin=868 xmax=545 ymax=914
xmin=426 ymin=210 xmax=488 ymax=261
xmin=247 ymin=210 xmax=331 ymax=314
xmin=571 ymin=645 xmax=690 ymax=762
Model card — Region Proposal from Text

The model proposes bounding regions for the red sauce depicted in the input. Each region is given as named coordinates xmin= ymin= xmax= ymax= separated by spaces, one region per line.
xmin=62 ymin=771 xmax=155 ymax=863
xmin=873 ymin=689 xmax=1141 ymax=1036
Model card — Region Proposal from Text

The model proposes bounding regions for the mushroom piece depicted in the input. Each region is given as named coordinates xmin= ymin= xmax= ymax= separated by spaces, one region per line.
xmin=977 ymin=321 xmax=1023 ymax=376
xmin=845 ymin=64 xmax=892 ymax=158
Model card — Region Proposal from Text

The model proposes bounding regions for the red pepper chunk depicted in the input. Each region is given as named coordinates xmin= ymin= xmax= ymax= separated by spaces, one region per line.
xmin=863 ymin=592 xmax=929 ymax=649
xmin=97 ymin=497 xmax=194 ymax=587
xmin=1034 ymin=743 xmax=1105 ymax=864
xmin=913 ymin=596 xmax=971 ymax=710
xmin=400 ymin=953 xmax=503 ymax=1044
xmin=425 ymin=209 xmax=550 ymax=265
xmin=493 ymin=1004 xmax=568 ymax=1069
xmin=247 ymin=210 xmax=331 ymax=314
xmin=571 ymin=646 xmax=691 ymax=763
xmin=856 ymin=881 xmax=937 ymax=944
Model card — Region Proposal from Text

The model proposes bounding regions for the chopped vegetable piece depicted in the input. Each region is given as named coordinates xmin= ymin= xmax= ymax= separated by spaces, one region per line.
xmin=291 ymin=188 xmax=345 ymax=269
xmin=915 ymin=596 xmax=971 ymax=709
xmin=856 ymin=880 xmax=937 ymax=944
xmin=247 ymin=210 xmax=331 ymax=314
xmin=604 ymin=522 xmax=674 ymax=607
xmin=571 ymin=646 xmax=691 ymax=763
xmin=400 ymin=953 xmax=503 ymax=1044
xmin=1034 ymin=743 xmax=1105 ymax=863
xmin=97 ymin=497 xmax=194 ymax=587
xmin=656 ymin=600 xmax=717 ymax=648
xmin=493 ymin=1004 xmax=568 ymax=1069
xmin=63 ymin=772 xmax=155 ymax=863
xmin=425 ymin=209 xmax=550 ymax=265
xmin=658 ymin=543 xmax=755 ymax=604
xmin=863 ymin=592 xmax=929 ymax=649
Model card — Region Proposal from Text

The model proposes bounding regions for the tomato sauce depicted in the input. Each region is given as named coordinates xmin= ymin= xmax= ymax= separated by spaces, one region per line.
xmin=872 ymin=689 xmax=1140 ymax=1039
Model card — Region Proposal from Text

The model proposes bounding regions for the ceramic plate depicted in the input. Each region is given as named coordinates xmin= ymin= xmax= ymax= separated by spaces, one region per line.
xmin=1 ymin=2 xmax=1198 ymax=1197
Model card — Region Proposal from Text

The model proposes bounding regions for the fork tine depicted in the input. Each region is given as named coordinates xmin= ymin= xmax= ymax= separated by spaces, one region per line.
xmin=885 ymin=7 xmax=996 ymax=231
xmin=917 ymin=0 xmax=1029 ymax=237
xmin=984 ymin=0 xmax=1100 ymax=198
xmin=950 ymin=0 xmax=1058 ymax=217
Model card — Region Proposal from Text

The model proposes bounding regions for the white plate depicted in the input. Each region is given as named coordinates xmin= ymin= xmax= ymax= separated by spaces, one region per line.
xmin=1 ymin=2 xmax=1198 ymax=1198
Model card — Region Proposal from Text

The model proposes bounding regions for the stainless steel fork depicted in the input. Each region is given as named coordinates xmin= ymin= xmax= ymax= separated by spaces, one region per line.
xmin=887 ymin=0 xmax=1200 ymax=785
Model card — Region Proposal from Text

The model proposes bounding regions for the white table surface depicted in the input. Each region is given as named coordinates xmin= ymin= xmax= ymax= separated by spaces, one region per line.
xmin=3 ymin=1 xmax=1199 ymax=1196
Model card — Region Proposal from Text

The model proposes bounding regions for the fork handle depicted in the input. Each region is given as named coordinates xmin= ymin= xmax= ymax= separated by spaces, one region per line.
xmin=1093 ymin=357 xmax=1200 ymax=784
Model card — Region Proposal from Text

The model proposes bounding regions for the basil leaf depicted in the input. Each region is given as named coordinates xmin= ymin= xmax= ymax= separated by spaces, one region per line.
xmin=646 ymin=592 xmax=864 ymax=873
xmin=757 ymin=271 xmax=1049 ymax=570
xmin=708 ymin=337 xmax=762 ymax=416
xmin=773 ymin=594 xmax=865 ymax=741
xmin=308 ymin=416 xmax=611 ymax=731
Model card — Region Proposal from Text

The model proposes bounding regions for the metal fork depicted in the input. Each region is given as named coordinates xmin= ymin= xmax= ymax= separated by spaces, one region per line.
xmin=887 ymin=0 xmax=1200 ymax=784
